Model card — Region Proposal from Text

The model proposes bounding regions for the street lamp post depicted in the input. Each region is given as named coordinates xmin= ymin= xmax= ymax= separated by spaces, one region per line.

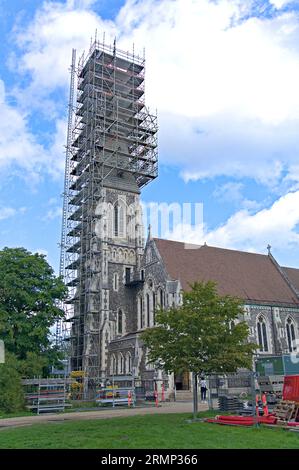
xmin=251 ymin=357 xmax=259 ymax=428
xmin=192 ymin=372 xmax=198 ymax=420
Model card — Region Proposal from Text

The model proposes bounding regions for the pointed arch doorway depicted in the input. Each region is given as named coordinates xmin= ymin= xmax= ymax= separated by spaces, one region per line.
xmin=175 ymin=371 xmax=190 ymax=390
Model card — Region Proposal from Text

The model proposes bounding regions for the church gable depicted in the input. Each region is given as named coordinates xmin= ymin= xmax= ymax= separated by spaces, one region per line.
xmin=282 ymin=266 xmax=299 ymax=295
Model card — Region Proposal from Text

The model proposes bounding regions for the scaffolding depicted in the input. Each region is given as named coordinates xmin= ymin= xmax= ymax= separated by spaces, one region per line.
xmin=55 ymin=48 xmax=77 ymax=347
xmin=60 ymin=38 xmax=158 ymax=395
xmin=23 ymin=378 xmax=71 ymax=414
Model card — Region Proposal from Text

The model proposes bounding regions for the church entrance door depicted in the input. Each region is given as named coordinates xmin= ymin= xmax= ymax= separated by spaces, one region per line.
xmin=175 ymin=371 xmax=190 ymax=390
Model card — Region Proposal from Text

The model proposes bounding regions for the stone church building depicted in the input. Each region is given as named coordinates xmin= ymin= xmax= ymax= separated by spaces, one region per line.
xmin=105 ymin=224 xmax=299 ymax=394
xmin=65 ymin=40 xmax=299 ymax=397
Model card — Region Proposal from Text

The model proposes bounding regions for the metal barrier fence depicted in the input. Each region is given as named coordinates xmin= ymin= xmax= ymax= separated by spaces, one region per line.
xmin=95 ymin=387 xmax=136 ymax=407
xmin=208 ymin=373 xmax=252 ymax=399
xmin=23 ymin=379 xmax=70 ymax=414
xmin=23 ymin=376 xmax=169 ymax=412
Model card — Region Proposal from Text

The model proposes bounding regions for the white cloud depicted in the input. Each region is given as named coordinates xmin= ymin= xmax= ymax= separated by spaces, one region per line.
xmin=48 ymin=197 xmax=59 ymax=205
xmin=213 ymin=182 xmax=245 ymax=203
xmin=205 ymin=190 xmax=299 ymax=251
xmin=0 ymin=207 xmax=16 ymax=221
xmin=159 ymin=112 xmax=299 ymax=186
xmin=0 ymin=79 xmax=45 ymax=178
xmin=1 ymin=0 xmax=116 ymax=180
xmin=0 ymin=205 xmax=27 ymax=221
xmin=1 ymin=0 xmax=298 ymax=265
xmin=43 ymin=206 xmax=62 ymax=221
xmin=167 ymin=190 xmax=299 ymax=254
xmin=213 ymin=181 xmax=261 ymax=210
xmin=14 ymin=1 xmax=116 ymax=103
xmin=10 ymin=0 xmax=299 ymax=187
xmin=0 ymin=79 xmax=67 ymax=181
xmin=269 ymin=0 xmax=292 ymax=8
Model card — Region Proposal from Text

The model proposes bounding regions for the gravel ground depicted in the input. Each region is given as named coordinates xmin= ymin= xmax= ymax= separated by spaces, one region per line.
xmin=0 ymin=401 xmax=209 ymax=429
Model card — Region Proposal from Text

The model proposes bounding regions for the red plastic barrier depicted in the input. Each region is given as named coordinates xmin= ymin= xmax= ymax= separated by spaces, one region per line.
xmin=205 ymin=415 xmax=277 ymax=427
xmin=205 ymin=418 xmax=253 ymax=426
xmin=282 ymin=375 xmax=299 ymax=402
xmin=261 ymin=393 xmax=269 ymax=417
xmin=287 ymin=421 xmax=299 ymax=427
xmin=258 ymin=416 xmax=277 ymax=425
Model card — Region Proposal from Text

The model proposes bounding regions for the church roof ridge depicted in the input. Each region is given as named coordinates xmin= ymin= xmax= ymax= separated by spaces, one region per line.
xmin=152 ymin=237 xmax=299 ymax=306
xmin=152 ymin=237 xmax=271 ymax=259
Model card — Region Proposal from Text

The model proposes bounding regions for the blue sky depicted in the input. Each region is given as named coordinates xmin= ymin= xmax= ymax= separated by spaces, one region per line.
xmin=1 ymin=0 xmax=299 ymax=273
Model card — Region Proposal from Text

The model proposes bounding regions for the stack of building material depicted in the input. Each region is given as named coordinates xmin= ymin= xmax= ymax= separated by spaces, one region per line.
xmin=272 ymin=376 xmax=299 ymax=425
xmin=257 ymin=375 xmax=284 ymax=398
xmin=282 ymin=375 xmax=299 ymax=402
xmin=218 ymin=396 xmax=241 ymax=412
xmin=273 ymin=400 xmax=299 ymax=424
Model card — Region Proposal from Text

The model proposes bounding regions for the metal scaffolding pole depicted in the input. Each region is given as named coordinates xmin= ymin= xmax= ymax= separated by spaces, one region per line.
xmin=56 ymin=48 xmax=77 ymax=346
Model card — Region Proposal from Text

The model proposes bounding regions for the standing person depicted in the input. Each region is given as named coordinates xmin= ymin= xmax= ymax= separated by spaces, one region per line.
xmin=200 ymin=377 xmax=208 ymax=401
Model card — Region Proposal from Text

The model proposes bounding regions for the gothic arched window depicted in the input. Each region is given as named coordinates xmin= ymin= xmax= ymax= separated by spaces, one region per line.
xmin=119 ymin=353 xmax=124 ymax=374
xmin=159 ymin=289 xmax=164 ymax=309
xmin=113 ymin=273 xmax=119 ymax=291
xmin=114 ymin=204 xmax=119 ymax=237
xmin=111 ymin=355 xmax=116 ymax=375
xmin=114 ymin=200 xmax=125 ymax=238
xmin=107 ymin=203 xmax=113 ymax=238
xmin=257 ymin=316 xmax=269 ymax=352
xmin=126 ymin=352 xmax=132 ymax=374
xmin=146 ymin=293 xmax=150 ymax=327
xmin=153 ymin=292 xmax=156 ymax=325
xmin=286 ymin=317 xmax=296 ymax=352
xmin=117 ymin=310 xmax=123 ymax=335
xmin=139 ymin=297 xmax=143 ymax=329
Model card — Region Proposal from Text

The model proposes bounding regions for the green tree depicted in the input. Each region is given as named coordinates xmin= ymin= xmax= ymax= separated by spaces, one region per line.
xmin=142 ymin=281 xmax=256 ymax=377
xmin=0 ymin=247 xmax=67 ymax=375
xmin=0 ymin=353 xmax=25 ymax=413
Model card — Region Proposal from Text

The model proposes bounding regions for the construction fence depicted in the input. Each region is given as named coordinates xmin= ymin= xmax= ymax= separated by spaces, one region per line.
xmin=22 ymin=375 xmax=169 ymax=413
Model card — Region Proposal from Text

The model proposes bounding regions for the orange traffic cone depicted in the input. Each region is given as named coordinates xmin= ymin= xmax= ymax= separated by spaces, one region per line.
xmin=128 ymin=390 xmax=132 ymax=407
xmin=261 ymin=393 xmax=269 ymax=417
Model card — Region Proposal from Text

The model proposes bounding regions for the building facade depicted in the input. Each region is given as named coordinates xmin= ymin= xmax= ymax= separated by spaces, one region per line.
xmin=62 ymin=40 xmax=299 ymax=396
xmin=107 ymin=236 xmax=299 ymax=394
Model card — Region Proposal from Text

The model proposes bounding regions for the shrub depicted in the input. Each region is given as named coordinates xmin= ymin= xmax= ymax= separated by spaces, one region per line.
xmin=0 ymin=353 xmax=25 ymax=413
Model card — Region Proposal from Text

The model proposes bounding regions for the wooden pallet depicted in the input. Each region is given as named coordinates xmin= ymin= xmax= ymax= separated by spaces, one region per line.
xmin=273 ymin=400 xmax=299 ymax=424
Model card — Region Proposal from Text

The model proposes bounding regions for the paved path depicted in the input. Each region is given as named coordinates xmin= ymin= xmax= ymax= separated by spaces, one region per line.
xmin=0 ymin=401 xmax=209 ymax=429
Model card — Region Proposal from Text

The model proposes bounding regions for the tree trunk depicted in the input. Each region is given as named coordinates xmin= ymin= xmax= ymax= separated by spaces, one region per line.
xmin=192 ymin=372 xmax=198 ymax=420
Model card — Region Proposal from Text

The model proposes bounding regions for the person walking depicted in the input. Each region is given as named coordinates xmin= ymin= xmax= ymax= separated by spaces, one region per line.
xmin=200 ymin=377 xmax=208 ymax=401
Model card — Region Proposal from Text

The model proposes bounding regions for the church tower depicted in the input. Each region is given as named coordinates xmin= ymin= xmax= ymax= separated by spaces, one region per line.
xmin=62 ymin=39 xmax=158 ymax=395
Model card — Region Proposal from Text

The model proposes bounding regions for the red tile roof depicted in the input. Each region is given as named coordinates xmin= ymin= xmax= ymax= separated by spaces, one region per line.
xmin=283 ymin=267 xmax=299 ymax=293
xmin=153 ymin=238 xmax=299 ymax=306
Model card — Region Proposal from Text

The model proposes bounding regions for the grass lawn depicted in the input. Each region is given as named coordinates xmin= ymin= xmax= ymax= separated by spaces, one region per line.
xmin=0 ymin=412 xmax=299 ymax=449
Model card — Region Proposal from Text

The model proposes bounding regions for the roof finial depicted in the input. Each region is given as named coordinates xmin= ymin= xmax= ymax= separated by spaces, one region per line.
xmin=267 ymin=244 xmax=272 ymax=255
xmin=148 ymin=224 xmax=152 ymax=240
